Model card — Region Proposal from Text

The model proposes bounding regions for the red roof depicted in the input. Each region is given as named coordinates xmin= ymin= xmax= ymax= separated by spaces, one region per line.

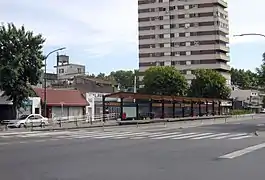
xmin=34 ymin=88 xmax=88 ymax=107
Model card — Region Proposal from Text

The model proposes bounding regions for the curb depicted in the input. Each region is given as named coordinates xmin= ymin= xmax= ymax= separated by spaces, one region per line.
xmin=32 ymin=115 xmax=233 ymax=132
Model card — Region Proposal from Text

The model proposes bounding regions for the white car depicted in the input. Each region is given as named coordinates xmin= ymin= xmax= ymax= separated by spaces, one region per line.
xmin=5 ymin=114 xmax=49 ymax=128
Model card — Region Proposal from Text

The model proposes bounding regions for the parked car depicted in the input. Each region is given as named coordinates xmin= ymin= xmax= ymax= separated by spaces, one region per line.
xmin=3 ymin=114 xmax=49 ymax=128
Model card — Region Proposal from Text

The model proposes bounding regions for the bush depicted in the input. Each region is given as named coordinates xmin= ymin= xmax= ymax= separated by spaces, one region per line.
xmin=230 ymin=109 xmax=252 ymax=115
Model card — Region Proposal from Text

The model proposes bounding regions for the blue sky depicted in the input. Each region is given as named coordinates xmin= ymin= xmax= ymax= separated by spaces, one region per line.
xmin=1 ymin=0 xmax=265 ymax=74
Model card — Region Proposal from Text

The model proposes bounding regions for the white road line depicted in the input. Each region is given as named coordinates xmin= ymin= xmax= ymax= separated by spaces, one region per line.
xmin=147 ymin=132 xmax=181 ymax=138
xmin=19 ymin=131 xmax=73 ymax=137
xmin=211 ymin=133 xmax=248 ymax=140
xmin=130 ymin=136 xmax=147 ymax=139
xmin=0 ymin=142 xmax=9 ymax=146
xmin=192 ymin=133 xmax=230 ymax=140
xmin=172 ymin=133 xmax=213 ymax=140
xmin=219 ymin=142 xmax=265 ymax=159
xmin=0 ymin=131 xmax=37 ymax=136
xmin=152 ymin=132 xmax=197 ymax=140
xmin=33 ymin=139 xmax=47 ymax=143
xmin=152 ymin=132 xmax=194 ymax=140
xmin=93 ymin=132 xmax=138 ymax=139
xmin=66 ymin=132 xmax=124 ymax=139
xmin=114 ymin=132 xmax=151 ymax=139
xmin=229 ymin=135 xmax=252 ymax=140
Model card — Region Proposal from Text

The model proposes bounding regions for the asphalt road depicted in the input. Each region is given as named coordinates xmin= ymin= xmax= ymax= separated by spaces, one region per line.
xmin=1 ymin=115 xmax=265 ymax=180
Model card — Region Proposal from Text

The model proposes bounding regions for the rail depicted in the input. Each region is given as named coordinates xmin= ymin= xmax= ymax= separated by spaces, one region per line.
xmin=0 ymin=113 xmax=257 ymax=131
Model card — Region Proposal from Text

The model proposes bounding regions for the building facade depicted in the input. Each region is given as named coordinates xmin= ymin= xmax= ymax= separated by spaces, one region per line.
xmin=33 ymin=88 xmax=88 ymax=118
xmin=230 ymin=86 xmax=263 ymax=111
xmin=55 ymin=55 xmax=85 ymax=80
xmin=138 ymin=0 xmax=230 ymax=84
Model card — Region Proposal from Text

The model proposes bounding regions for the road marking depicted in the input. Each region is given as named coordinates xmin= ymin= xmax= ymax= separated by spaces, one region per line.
xmin=19 ymin=131 xmax=73 ymax=137
xmin=172 ymin=133 xmax=213 ymax=140
xmin=151 ymin=132 xmax=197 ymax=140
xmin=33 ymin=139 xmax=47 ymax=143
xmin=113 ymin=132 xmax=152 ymax=139
xmin=192 ymin=133 xmax=230 ymax=140
xmin=211 ymin=133 xmax=248 ymax=139
xmin=229 ymin=135 xmax=252 ymax=140
xmin=219 ymin=143 xmax=265 ymax=159
xmin=147 ymin=132 xmax=181 ymax=138
xmin=0 ymin=142 xmax=9 ymax=146
xmin=152 ymin=132 xmax=195 ymax=140
xmin=0 ymin=131 xmax=37 ymax=136
xmin=93 ymin=132 xmax=139 ymax=139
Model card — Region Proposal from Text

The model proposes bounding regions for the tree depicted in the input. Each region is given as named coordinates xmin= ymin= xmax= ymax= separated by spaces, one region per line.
xmin=96 ymin=73 xmax=106 ymax=79
xmin=0 ymin=23 xmax=45 ymax=111
xmin=142 ymin=66 xmax=188 ymax=96
xmin=188 ymin=69 xmax=231 ymax=99
xmin=109 ymin=70 xmax=136 ymax=90
xmin=231 ymin=68 xmax=258 ymax=89
xmin=256 ymin=52 xmax=265 ymax=87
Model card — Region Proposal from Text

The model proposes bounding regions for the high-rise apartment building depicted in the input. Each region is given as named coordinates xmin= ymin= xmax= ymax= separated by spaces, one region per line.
xmin=138 ymin=0 xmax=230 ymax=84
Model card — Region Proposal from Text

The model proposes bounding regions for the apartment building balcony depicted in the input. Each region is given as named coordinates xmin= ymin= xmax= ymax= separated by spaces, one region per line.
xmin=139 ymin=54 xmax=230 ymax=63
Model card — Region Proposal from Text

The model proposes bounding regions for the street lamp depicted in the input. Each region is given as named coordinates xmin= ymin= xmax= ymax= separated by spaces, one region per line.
xmin=43 ymin=47 xmax=66 ymax=117
xmin=234 ymin=33 xmax=265 ymax=38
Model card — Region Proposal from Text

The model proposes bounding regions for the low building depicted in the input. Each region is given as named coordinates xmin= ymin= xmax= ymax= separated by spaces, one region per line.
xmin=230 ymin=86 xmax=262 ymax=111
xmin=17 ymin=97 xmax=42 ymax=117
xmin=55 ymin=55 xmax=85 ymax=80
xmin=33 ymin=88 xmax=88 ymax=118
xmin=0 ymin=91 xmax=42 ymax=120
xmin=0 ymin=91 xmax=14 ymax=120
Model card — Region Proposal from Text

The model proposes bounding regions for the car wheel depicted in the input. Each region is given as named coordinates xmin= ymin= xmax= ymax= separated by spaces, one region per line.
xmin=40 ymin=122 xmax=45 ymax=128
xmin=19 ymin=123 xmax=25 ymax=128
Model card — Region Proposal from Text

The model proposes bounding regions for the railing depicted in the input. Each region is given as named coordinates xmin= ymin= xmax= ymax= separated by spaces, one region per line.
xmin=0 ymin=113 xmax=120 ymax=130
xmin=0 ymin=113 xmax=260 ymax=131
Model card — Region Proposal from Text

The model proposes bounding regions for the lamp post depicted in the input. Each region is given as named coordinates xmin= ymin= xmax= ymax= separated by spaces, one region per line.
xmin=43 ymin=47 xmax=66 ymax=117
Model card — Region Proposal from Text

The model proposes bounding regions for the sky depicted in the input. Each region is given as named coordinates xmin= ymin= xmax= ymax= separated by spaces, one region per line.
xmin=1 ymin=0 xmax=265 ymax=74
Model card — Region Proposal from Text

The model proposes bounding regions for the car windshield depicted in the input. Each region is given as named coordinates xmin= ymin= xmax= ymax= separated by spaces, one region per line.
xmin=18 ymin=115 xmax=29 ymax=120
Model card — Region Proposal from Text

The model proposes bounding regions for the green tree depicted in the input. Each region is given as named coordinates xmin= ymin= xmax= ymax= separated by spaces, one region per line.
xmin=189 ymin=69 xmax=231 ymax=99
xmin=109 ymin=70 xmax=136 ymax=90
xmin=0 ymin=23 xmax=45 ymax=111
xmin=96 ymin=73 xmax=106 ymax=79
xmin=231 ymin=68 xmax=258 ymax=89
xmin=142 ymin=66 xmax=188 ymax=96
xmin=256 ymin=52 xmax=265 ymax=87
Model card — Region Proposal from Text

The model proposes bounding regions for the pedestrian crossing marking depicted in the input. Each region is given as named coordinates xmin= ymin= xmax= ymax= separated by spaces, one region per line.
xmin=0 ymin=130 xmax=255 ymax=142
xmin=229 ymin=135 xmax=252 ymax=140
xmin=211 ymin=133 xmax=248 ymax=140
xmin=172 ymin=133 xmax=213 ymax=140
xmin=148 ymin=132 xmax=181 ymax=138
xmin=152 ymin=132 xmax=195 ymax=140
xmin=192 ymin=133 xmax=230 ymax=140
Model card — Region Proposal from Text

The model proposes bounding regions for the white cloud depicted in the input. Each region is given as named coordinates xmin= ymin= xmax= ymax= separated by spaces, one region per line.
xmin=0 ymin=0 xmax=138 ymax=59
xmin=1 ymin=0 xmax=265 ymax=56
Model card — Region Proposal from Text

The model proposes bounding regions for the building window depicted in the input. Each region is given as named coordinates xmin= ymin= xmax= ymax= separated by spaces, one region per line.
xmin=59 ymin=69 xmax=64 ymax=73
xmin=77 ymin=68 xmax=82 ymax=73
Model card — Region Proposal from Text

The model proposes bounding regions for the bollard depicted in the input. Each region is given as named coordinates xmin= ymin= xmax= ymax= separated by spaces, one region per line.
xmin=75 ymin=118 xmax=78 ymax=127
xmin=59 ymin=120 xmax=62 ymax=128
xmin=225 ymin=117 xmax=227 ymax=123
xmin=137 ymin=121 xmax=139 ymax=128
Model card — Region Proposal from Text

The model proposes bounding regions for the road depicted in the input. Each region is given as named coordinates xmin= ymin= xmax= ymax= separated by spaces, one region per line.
xmin=0 ymin=115 xmax=265 ymax=180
